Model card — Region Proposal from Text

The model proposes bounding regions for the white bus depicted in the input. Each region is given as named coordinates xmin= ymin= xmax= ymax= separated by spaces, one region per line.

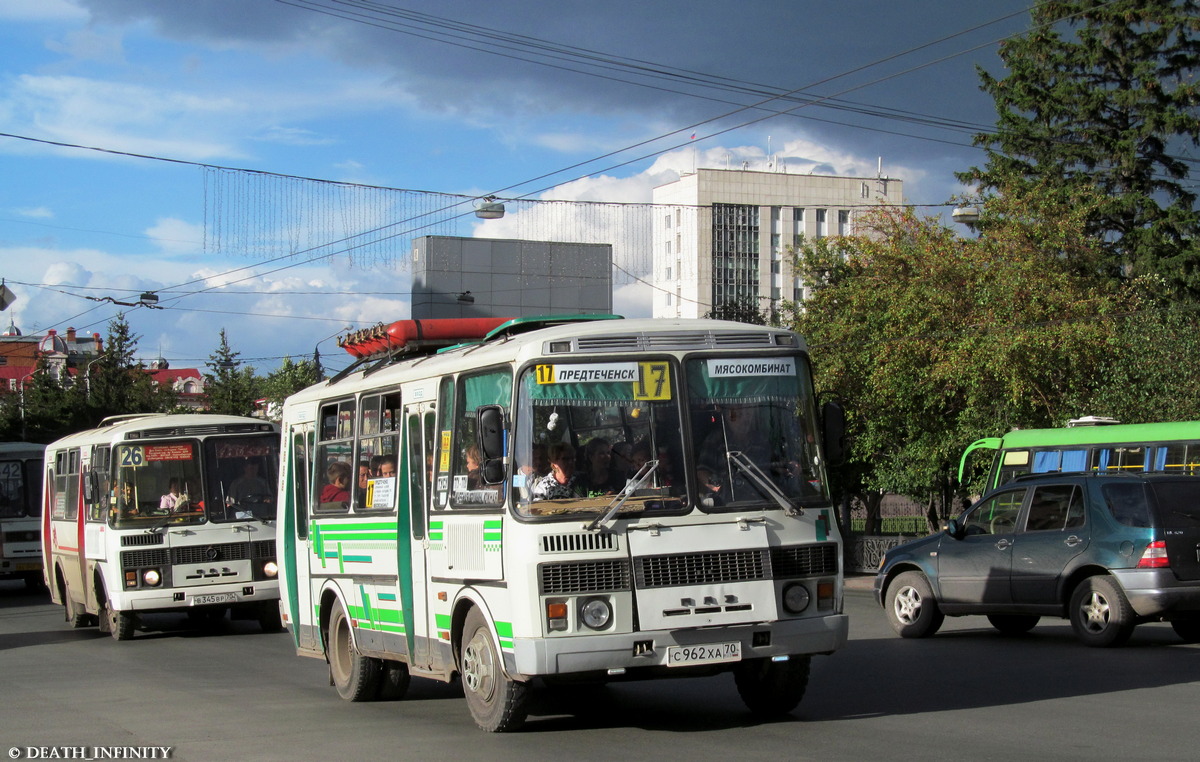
xmin=42 ymin=414 xmax=282 ymax=640
xmin=278 ymin=316 xmax=848 ymax=731
xmin=0 ymin=442 xmax=46 ymax=589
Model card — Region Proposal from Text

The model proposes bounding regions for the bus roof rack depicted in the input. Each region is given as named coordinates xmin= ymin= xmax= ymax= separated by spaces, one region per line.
xmin=484 ymin=314 xmax=623 ymax=341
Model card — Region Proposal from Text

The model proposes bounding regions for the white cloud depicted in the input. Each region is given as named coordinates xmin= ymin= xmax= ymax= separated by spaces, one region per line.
xmin=44 ymin=28 xmax=124 ymax=64
xmin=0 ymin=0 xmax=86 ymax=22
xmin=13 ymin=206 xmax=54 ymax=219
xmin=145 ymin=217 xmax=203 ymax=256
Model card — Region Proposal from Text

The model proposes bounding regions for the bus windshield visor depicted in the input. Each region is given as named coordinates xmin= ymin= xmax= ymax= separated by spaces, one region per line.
xmin=513 ymin=360 xmax=686 ymax=519
xmin=687 ymin=355 xmax=828 ymax=511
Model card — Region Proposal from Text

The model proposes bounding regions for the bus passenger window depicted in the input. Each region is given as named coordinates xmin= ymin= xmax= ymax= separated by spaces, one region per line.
xmin=315 ymin=399 xmax=355 ymax=514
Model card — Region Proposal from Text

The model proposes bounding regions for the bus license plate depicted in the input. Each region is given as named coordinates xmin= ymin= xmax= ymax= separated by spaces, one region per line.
xmin=666 ymin=642 xmax=741 ymax=667
xmin=191 ymin=592 xmax=237 ymax=606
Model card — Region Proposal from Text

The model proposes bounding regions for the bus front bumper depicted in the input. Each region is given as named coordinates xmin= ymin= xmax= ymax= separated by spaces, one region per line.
xmin=508 ymin=613 xmax=848 ymax=678
xmin=111 ymin=581 xmax=280 ymax=613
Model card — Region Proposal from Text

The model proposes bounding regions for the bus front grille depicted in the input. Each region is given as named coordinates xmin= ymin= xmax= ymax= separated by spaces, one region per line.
xmin=171 ymin=542 xmax=253 ymax=565
xmin=634 ymin=549 xmax=770 ymax=589
xmin=122 ymin=548 xmax=169 ymax=570
xmin=540 ymin=559 xmax=631 ymax=595
xmin=771 ymin=543 xmax=839 ymax=578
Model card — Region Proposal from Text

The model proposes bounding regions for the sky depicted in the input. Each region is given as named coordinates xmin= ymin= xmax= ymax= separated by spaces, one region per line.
xmin=0 ymin=0 xmax=1035 ymax=375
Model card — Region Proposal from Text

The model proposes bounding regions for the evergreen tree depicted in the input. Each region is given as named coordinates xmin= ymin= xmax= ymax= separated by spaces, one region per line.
xmin=959 ymin=0 xmax=1200 ymax=294
xmin=83 ymin=313 xmax=172 ymax=428
xmin=204 ymin=329 xmax=261 ymax=417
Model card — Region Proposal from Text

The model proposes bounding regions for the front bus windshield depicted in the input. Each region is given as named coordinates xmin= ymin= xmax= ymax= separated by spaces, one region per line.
xmin=109 ymin=435 xmax=279 ymax=528
xmin=513 ymin=359 xmax=687 ymax=519
xmin=0 ymin=456 xmax=40 ymax=519
xmin=687 ymin=355 xmax=828 ymax=512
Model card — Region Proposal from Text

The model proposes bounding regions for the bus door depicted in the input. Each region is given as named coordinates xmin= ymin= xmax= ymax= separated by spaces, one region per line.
xmin=404 ymin=403 xmax=436 ymax=670
xmin=284 ymin=421 xmax=319 ymax=652
xmin=82 ymin=446 xmax=110 ymax=565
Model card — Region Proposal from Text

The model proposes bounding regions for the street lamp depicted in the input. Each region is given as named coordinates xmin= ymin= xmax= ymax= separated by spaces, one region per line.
xmin=313 ymin=325 xmax=353 ymax=380
xmin=18 ymin=370 xmax=35 ymax=440
xmin=84 ymin=353 xmax=109 ymax=397
xmin=474 ymin=196 xmax=505 ymax=219
xmin=952 ymin=205 xmax=981 ymax=234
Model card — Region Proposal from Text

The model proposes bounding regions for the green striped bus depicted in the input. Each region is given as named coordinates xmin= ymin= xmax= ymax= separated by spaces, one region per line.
xmin=959 ymin=418 xmax=1200 ymax=491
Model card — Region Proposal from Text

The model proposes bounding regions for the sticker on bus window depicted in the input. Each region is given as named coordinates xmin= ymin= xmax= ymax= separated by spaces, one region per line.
xmin=146 ymin=443 xmax=194 ymax=462
xmin=536 ymin=361 xmax=673 ymax=400
xmin=705 ymin=358 xmax=796 ymax=377
xmin=439 ymin=431 xmax=452 ymax=472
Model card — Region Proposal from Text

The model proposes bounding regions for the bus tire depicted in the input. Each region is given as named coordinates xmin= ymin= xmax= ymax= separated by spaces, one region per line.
xmin=1070 ymin=576 xmax=1135 ymax=648
xmin=105 ymin=601 xmax=137 ymax=641
xmin=733 ymin=655 xmax=811 ymax=717
xmin=376 ymin=660 xmax=412 ymax=701
xmin=62 ymin=581 xmax=91 ymax=629
xmin=328 ymin=601 xmax=380 ymax=701
xmin=257 ymin=602 xmax=283 ymax=634
xmin=460 ymin=607 xmax=528 ymax=732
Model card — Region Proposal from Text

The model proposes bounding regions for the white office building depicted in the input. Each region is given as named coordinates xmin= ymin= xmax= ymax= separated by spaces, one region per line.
xmin=651 ymin=168 xmax=904 ymax=318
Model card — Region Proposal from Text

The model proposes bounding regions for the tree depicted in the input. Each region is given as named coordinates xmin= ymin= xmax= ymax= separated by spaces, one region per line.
xmin=82 ymin=313 xmax=174 ymax=428
xmin=959 ymin=0 xmax=1200 ymax=294
xmin=259 ymin=356 xmax=319 ymax=421
xmin=788 ymin=196 xmax=1117 ymax=518
xmin=204 ymin=329 xmax=261 ymax=417
xmin=704 ymin=297 xmax=774 ymax=325
xmin=0 ymin=357 xmax=73 ymax=443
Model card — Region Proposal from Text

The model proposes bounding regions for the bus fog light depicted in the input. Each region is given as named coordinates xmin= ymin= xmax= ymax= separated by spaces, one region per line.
xmin=263 ymin=561 xmax=278 ymax=578
xmin=580 ymin=598 xmax=612 ymax=630
xmin=143 ymin=569 xmax=162 ymax=587
xmin=782 ymin=583 xmax=810 ymax=614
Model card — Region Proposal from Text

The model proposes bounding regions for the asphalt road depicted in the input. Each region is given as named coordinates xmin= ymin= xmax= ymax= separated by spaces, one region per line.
xmin=2 ymin=576 xmax=1199 ymax=761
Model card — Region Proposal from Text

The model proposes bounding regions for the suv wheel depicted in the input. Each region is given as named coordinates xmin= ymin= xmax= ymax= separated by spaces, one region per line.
xmin=884 ymin=571 xmax=944 ymax=638
xmin=1069 ymin=576 xmax=1134 ymax=648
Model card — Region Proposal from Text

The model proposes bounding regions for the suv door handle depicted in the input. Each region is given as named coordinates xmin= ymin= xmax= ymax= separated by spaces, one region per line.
xmin=1065 ymin=535 xmax=1083 ymax=547
xmin=995 ymin=538 xmax=1012 ymax=550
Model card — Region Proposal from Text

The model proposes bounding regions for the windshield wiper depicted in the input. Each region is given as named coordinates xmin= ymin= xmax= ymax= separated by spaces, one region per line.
xmin=727 ymin=451 xmax=802 ymax=516
xmin=585 ymin=460 xmax=659 ymax=532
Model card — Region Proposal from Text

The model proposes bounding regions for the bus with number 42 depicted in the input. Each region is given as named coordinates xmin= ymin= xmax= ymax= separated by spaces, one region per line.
xmin=277 ymin=315 xmax=848 ymax=731
xmin=0 ymin=441 xmax=46 ymax=589
xmin=42 ymin=414 xmax=282 ymax=640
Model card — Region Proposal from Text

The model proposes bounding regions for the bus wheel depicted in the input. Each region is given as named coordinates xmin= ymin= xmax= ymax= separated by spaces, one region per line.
xmin=460 ymin=607 xmax=529 ymax=732
xmin=105 ymin=601 xmax=136 ymax=641
xmin=733 ymin=655 xmax=811 ymax=717
xmin=376 ymin=660 xmax=411 ymax=701
xmin=257 ymin=602 xmax=283 ymax=634
xmin=328 ymin=601 xmax=380 ymax=701
xmin=64 ymin=588 xmax=91 ymax=629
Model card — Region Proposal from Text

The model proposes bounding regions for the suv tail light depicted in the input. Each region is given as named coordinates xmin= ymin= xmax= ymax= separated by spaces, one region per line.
xmin=1136 ymin=540 xmax=1169 ymax=569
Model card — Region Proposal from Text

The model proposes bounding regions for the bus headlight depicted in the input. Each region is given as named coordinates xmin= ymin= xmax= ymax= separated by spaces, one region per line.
xmin=143 ymin=569 xmax=162 ymax=587
xmin=782 ymin=583 xmax=810 ymax=614
xmin=263 ymin=561 xmax=278 ymax=578
xmin=580 ymin=597 xmax=612 ymax=630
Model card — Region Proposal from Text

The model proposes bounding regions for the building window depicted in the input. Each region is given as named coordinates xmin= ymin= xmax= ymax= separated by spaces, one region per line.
xmin=838 ymin=210 xmax=850 ymax=236
xmin=816 ymin=209 xmax=827 ymax=238
xmin=666 ymin=292 xmax=673 ymax=306
xmin=861 ymin=182 xmax=870 ymax=198
xmin=665 ymin=266 xmax=673 ymax=280
xmin=711 ymin=203 xmax=760 ymax=311
xmin=665 ymin=214 xmax=672 ymax=229
xmin=665 ymin=241 xmax=672 ymax=256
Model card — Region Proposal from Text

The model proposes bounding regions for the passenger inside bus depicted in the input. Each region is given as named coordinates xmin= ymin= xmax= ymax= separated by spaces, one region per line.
xmin=320 ymin=460 xmax=352 ymax=505
xmin=580 ymin=437 xmax=622 ymax=496
xmin=531 ymin=442 xmax=586 ymax=501
xmin=229 ymin=460 xmax=270 ymax=504
xmin=116 ymin=481 xmax=139 ymax=517
xmin=160 ymin=478 xmax=190 ymax=513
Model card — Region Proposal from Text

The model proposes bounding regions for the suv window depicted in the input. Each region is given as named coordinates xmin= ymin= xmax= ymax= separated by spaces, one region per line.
xmin=1147 ymin=480 xmax=1200 ymax=528
xmin=963 ymin=488 xmax=1026 ymax=535
xmin=1101 ymin=482 xmax=1151 ymax=527
xmin=1026 ymin=484 xmax=1085 ymax=532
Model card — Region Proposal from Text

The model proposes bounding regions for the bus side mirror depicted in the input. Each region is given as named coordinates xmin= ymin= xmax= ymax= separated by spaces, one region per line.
xmin=820 ymin=401 xmax=846 ymax=467
xmin=477 ymin=405 xmax=505 ymax=461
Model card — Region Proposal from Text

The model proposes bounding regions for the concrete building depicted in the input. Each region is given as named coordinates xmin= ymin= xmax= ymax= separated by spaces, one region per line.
xmin=651 ymin=168 xmax=904 ymax=319
xmin=410 ymin=236 xmax=612 ymax=319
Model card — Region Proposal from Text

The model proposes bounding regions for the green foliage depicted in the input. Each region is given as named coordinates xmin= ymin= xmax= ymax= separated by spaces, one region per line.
xmin=259 ymin=356 xmax=319 ymax=420
xmin=78 ymin=314 xmax=174 ymax=430
xmin=959 ymin=0 xmax=1200 ymax=295
xmin=789 ymin=200 xmax=1117 ymax=514
xmin=704 ymin=297 xmax=773 ymax=325
xmin=204 ymin=328 xmax=262 ymax=417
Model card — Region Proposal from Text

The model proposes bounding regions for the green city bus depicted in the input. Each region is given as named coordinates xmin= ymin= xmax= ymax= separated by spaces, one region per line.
xmin=959 ymin=419 xmax=1200 ymax=491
